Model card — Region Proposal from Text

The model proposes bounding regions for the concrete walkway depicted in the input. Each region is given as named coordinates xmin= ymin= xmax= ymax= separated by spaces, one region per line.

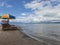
xmin=0 ymin=28 xmax=45 ymax=45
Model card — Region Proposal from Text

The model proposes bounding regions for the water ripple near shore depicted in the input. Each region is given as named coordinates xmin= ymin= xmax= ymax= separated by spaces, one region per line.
xmin=21 ymin=24 xmax=60 ymax=45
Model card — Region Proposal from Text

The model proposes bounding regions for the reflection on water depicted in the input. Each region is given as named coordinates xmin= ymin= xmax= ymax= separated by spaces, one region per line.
xmin=22 ymin=24 xmax=60 ymax=38
xmin=10 ymin=22 xmax=60 ymax=45
xmin=22 ymin=24 xmax=60 ymax=45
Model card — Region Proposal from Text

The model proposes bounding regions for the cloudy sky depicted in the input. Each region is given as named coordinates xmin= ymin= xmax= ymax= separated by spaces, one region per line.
xmin=0 ymin=0 xmax=60 ymax=23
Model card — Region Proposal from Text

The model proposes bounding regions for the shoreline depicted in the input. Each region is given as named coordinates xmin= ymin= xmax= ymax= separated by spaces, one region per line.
xmin=0 ymin=25 xmax=60 ymax=45
xmin=20 ymin=26 xmax=60 ymax=45
xmin=0 ymin=25 xmax=45 ymax=45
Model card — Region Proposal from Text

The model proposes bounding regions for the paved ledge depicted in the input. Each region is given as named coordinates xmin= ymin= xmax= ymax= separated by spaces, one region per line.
xmin=0 ymin=26 xmax=44 ymax=45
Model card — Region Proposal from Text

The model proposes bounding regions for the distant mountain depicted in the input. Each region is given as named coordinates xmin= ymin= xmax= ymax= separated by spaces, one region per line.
xmin=16 ymin=21 xmax=60 ymax=24
xmin=7 ymin=19 xmax=60 ymax=24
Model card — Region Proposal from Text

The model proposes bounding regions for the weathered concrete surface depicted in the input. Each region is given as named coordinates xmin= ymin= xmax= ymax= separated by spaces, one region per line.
xmin=0 ymin=27 xmax=44 ymax=45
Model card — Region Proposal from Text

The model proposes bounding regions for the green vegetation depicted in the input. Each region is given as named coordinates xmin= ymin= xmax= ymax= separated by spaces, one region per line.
xmin=0 ymin=16 xmax=1 ymax=18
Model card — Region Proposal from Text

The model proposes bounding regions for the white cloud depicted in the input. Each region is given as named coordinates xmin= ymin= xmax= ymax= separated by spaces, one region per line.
xmin=12 ymin=0 xmax=60 ymax=23
xmin=23 ymin=0 xmax=60 ymax=22
xmin=0 ymin=2 xmax=5 ymax=7
xmin=25 ymin=0 xmax=52 ymax=10
xmin=12 ymin=14 xmax=41 ymax=23
xmin=21 ymin=13 xmax=26 ymax=16
xmin=0 ymin=2 xmax=13 ymax=8
xmin=6 ymin=5 xmax=13 ymax=8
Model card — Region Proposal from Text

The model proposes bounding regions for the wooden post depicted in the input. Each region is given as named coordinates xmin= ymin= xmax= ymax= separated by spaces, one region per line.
xmin=7 ymin=19 xmax=9 ymax=24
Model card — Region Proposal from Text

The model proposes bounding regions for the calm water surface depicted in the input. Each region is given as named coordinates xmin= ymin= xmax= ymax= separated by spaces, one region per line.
xmin=10 ymin=22 xmax=60 ymax=45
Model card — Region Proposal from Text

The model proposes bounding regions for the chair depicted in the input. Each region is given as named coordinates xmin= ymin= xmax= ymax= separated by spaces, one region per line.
xmin=2 ymin=24 xmax=10 ymax=30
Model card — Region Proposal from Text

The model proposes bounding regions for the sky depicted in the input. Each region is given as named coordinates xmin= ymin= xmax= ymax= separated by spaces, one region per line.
xmin=0 ymin=0 xmax=60 ymax=23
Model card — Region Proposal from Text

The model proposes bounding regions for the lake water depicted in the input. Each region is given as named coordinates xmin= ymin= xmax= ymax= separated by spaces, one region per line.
xmin=10 ymin=22 xmax=60 ymax=45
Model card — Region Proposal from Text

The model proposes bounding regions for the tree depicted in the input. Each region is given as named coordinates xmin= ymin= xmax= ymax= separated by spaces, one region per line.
xmin=0 ymin=16 xmax=1 ymax=18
